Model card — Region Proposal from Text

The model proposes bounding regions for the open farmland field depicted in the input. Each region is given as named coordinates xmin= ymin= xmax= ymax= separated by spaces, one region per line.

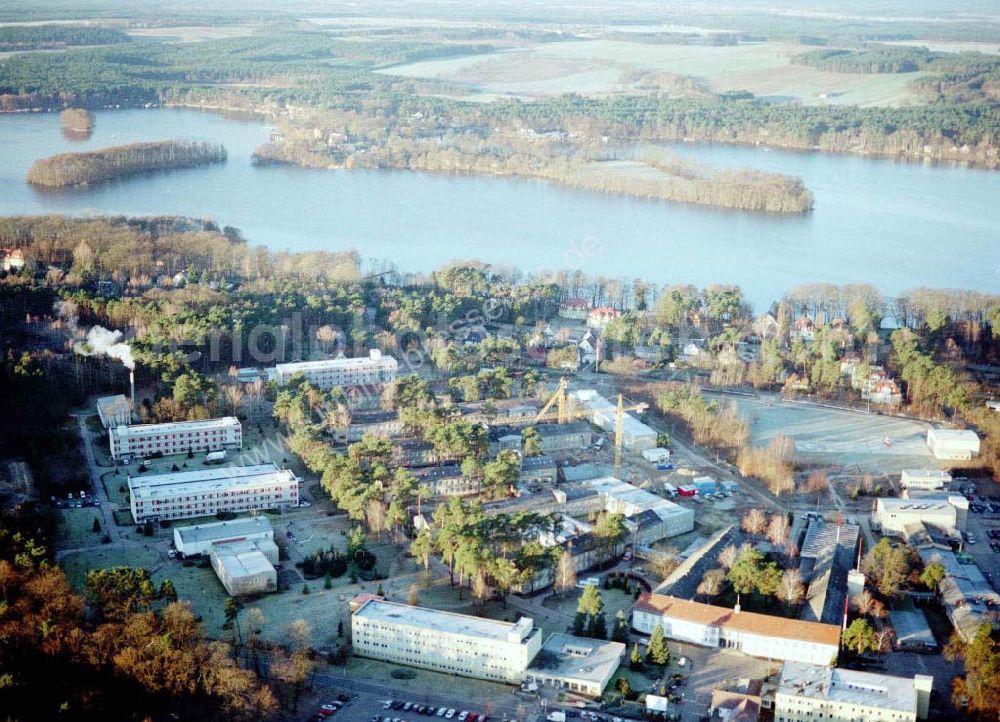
xmin=726 ymin=395 xmax=941 ymax=473
xmin=379 ymin=39 xmax=926 ymax=106
xmin=125 ymin=25 xmax=259 ymax=43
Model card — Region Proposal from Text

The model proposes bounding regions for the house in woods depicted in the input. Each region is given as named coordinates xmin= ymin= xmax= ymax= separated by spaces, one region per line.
xmin=782 ymin=372 xmax=810 ymax=393
xmin=792 ymin=317 xmax=816 ymax=342
xmin=1 ymin=249 xmax=26 ymax=272
xmin=559 ymin=298 xmax=590 ymax=321
xmin=586 ymin=307 xmax=619 ymax=330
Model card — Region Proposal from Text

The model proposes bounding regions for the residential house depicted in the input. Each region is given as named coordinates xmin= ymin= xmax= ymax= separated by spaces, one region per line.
xmin=792 ymin=317 xmax=816 ymax=342
xmin=559 ymin=298 xmax=590 ymax=321
xmin=586 ymin=307 xmax=619 ymax=330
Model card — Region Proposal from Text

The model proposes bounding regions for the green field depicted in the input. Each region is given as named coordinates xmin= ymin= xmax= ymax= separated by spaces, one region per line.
xmin=380 ymin=39 xmax=925 ymax=106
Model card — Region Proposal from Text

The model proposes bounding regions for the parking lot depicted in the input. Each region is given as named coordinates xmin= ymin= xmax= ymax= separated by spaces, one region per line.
xmin=960 ymin=479 xmax=1000 ymax=588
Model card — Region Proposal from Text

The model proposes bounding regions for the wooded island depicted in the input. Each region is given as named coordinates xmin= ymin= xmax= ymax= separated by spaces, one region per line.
xmin=26 ymin=140 xmax=227 ymax=187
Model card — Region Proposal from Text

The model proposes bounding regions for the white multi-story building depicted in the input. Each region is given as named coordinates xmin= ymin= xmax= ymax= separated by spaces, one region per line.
xmin=96 ymin=394 xmax=132 ymax=429
xmin=129 ymin=463 xmax=299 ymax=522
xmin=900 ymin=469 xmax=952 ymax=491
xmin=172 ymin=516 xmax=275 ymax=557
xmin=351 ymin=599 xmax=542 ymax=684
xmin=632 ymin=594 xmax=840 ymax=666
xmin=110 ymin=417 xmax=241 ymax=461
xmin=586 ymin=477 xmax=695 ymax=541
xmin=775 ymin=661 xmax=932 ymax=722
xmin=272 ymin=349 xmax=397 ymax=390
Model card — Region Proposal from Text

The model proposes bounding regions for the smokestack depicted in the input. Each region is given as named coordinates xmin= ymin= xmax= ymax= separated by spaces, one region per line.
xmin=130 ymin=370 xmax=136 ymax=407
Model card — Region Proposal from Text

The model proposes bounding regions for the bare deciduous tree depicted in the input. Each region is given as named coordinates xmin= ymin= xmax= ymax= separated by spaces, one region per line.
xmin=742 ymin=508 xmax=768 ymax=537
xmin=554 ymin=549 xmax=577 ymax=595
xmin=778 ymin=568 xmax=805 ymax=606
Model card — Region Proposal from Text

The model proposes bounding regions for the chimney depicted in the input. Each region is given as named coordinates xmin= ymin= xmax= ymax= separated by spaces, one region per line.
xmin=129 ymin=370 xmax=136 ymax=407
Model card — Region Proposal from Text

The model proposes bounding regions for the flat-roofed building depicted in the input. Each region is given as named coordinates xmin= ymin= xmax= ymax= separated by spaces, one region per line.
xmin=110 ymin=417 xmax=241 ymax=461
xmin=520 ymin=455 xmax=557 ymax=485
xmin=536 ymin=421 xmax=593 ymax=453
xmin=570 ymin=390 xmax=657 ymax=451
xmin=129 ymin=463 xmax=299 ymax=522
xmin=900 ymin=469 xmax=952 ymax=491
xmin=798 ymin=519 xmax=860 ymax=627
xmin=872 ymin=496 xmax=965 ymax=537
xmin=172 ymin=516 xmax=274 ymax=557
xmin=524 ymin=633 xmax=624 ymax=697
xmin=587 ymin=477 xmax=695 ymax=540
xmin=96 ymin=394 xmax=132 ymax=429
xmin=633 ymin=594 xmax=840 ymax=666
xmin=273 ymin=349 xmax=397 ymax=390
xmin=775 ymin=661 xmax=932 ymax=722
xmin=351 ymin=599 xmax=542 ymax=684
xmin=926 ymin=428 xmax=980 ymax=460
xmin=210 ymin=538 xmax=279 ymax=596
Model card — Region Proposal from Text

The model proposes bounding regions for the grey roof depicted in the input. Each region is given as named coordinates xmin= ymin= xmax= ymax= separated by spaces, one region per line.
xmin=526 ymin=633 xmax=624 ymax=685
xmin=561 ymin=463 xmax=610 ymax=482
xmin=889 ymin=609 xmax=937 ymax=649
xmin=175 ymin=516 xmax=273 ymax=546
xmin=778 ymin=662 xmax=924 ymax=715
xmin=799 ymin=520 xmax=860 ymax=626
xmin=521 ymin=455 xmax=557 ymax=471
xmin=655 ymin=526 xmax=741 ymax=597
xmin=537 ymin=421 xmax=592 ymax=437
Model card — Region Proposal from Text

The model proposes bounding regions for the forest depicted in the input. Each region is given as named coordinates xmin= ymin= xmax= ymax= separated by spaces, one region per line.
xmin=0 ymin=24 xmax=131 ymax=51
xmin=26 ymin=140 xmax=227 ymax=187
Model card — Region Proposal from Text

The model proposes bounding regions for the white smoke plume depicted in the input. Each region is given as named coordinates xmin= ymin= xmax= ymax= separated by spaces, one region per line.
xmin=75 ymin=326 xmax=135 ymax=370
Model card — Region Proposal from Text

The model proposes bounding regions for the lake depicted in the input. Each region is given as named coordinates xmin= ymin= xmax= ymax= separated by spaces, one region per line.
xmin=0 ymin=107 xmax=996 ymax=310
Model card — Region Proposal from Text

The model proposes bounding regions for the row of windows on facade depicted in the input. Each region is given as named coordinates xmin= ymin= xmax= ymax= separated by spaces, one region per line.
xmin=356 ymin=642 xmax=511 ymax=679
xmin=135 ymin=493 xmax=294 ymax=508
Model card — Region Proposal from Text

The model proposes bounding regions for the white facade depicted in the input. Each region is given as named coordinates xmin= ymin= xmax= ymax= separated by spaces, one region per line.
xmin=352 ymin=599 xmax=542 ymax=684
xmin=571 ymin=390 xmax=657 ymax=451
xmin=110 ymin=417 xmax=241 ymax=461
xmin=129 ymin=463 xmax=299 ymax=522
xmin=173 ymin=516 xmax=274 ymax=557
xmin=586 ymin=477 xmax=694 ymax=540
xmin=632 ymin=594 xmax=840 ymax=666
xmin=210 ymin=538 xmax=279 ymax=596
xmin=872 ymin=497 xmax=964 ymax=537
xmin=926 ymin=428 xmax=980 ymax=460
xmin=96 ymin=394 xmax=132 ymax=429
xmin=775 ymin=661 xmax=932 ymax=722
xmin=273 ymin=349 xmax=397 ymax=390
xmin=900 ymin=469 xmax=952 ymax=491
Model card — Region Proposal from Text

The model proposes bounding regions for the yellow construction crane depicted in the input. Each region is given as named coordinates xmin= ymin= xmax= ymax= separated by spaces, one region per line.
xmin=535 ymin=377 xmax=575 ymax=424
xmin=614 ymin=393 xmax=649 ymax=479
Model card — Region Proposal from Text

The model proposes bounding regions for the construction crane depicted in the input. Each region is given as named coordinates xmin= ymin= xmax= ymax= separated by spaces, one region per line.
xmin=535 ymin=377 xmax=574 ymax=424
xmin=614 ymin=393 xmax=649 ymax=479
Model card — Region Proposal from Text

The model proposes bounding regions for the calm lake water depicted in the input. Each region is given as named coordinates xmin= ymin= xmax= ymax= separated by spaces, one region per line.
xmin=0 ymin=108 xmax=997 ymax=310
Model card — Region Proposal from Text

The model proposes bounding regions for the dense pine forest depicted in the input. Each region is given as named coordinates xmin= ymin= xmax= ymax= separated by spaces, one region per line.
xmin=0 ymin=24 xmax=131 ymax=51
xmin=26 ymin=140 xmax=227 ymax=187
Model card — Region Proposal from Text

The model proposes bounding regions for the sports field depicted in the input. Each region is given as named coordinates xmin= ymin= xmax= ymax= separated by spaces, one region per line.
xmin=726 ymin=395 xmax=941 ymax=473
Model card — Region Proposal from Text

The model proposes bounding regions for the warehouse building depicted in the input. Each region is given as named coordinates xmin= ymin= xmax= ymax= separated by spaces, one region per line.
xmin=798 ymin=519 xmax=860 ymax=627
xmin=110 ymin=417 xmax=242 ymax=462
xmin=172 ymin=516 xmax=275 ymax=557
xmin=570 ymin=390 xmax=657 ymax=451
xmin=775 ymin=661 xmax=932 ymax=722
xmin=96 ymin=394 xmax=132 ymax=429
xmin=524 ymin=633 xmax=624 ymax=697
xmin=587 ymin=477 xmax=695 ymax=541
xmin=926 ymin=428 xmax=980 ymax=460
xmin=129 ymin=463 xmax=299 ymax=522
xmin=918 ymin=547 xmax=1000 ymax=642
xmin=351 ymin=598 xmax=542 ymax=684
xmin=900 ymin=469 xmax=952 ymax=491
xmin=519 ymin=455 xmax=557 ymax=485
xmin=871 ymin=496 xmax=966 ymax=538
xmin=272 ymin=349 xmax=397 ymax=390
xmin=633 ymin=594 xmax=840 ymax=666
xmin=209 ymin=538 xmax=279 ymax=596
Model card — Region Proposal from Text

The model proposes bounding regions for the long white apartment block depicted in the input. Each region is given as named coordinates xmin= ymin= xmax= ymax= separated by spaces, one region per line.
xmin=351 ymin=598 xmax=542 ymax=684
xmin=272 ymin=349 xmax=397 ymax=390
xmin=129 ymin=463 xmax=299 ymax=522
xmin=110 ymin=417 xmax=241 ymax=461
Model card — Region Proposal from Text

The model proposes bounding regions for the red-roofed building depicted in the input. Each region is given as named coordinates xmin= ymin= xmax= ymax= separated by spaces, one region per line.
xmin=559 ymin=298 xmax=590 ymax=321
xmin=349 ymin=593 xmax=384 ymax=613
xmin=587 ymin=307 xmax=620 ymax=330
xmin=632 ymin=593 xmax=840 ymax=665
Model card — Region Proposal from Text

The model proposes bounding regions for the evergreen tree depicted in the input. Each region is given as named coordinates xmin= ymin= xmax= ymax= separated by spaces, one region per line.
xmin=611 ymin=609 xmax=629 ymax=643
xmin=647 ymin=624 xmax=670 ymax=666
xmin=629 ymin=642 xmax=644 ymax=670
xmin=92 ymin=517 xmax=101 ymax=533
xmin=573 ymin=611 xmax=587 ymax=636
xmin=590 ymin=611 xmax=607 ymax=640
